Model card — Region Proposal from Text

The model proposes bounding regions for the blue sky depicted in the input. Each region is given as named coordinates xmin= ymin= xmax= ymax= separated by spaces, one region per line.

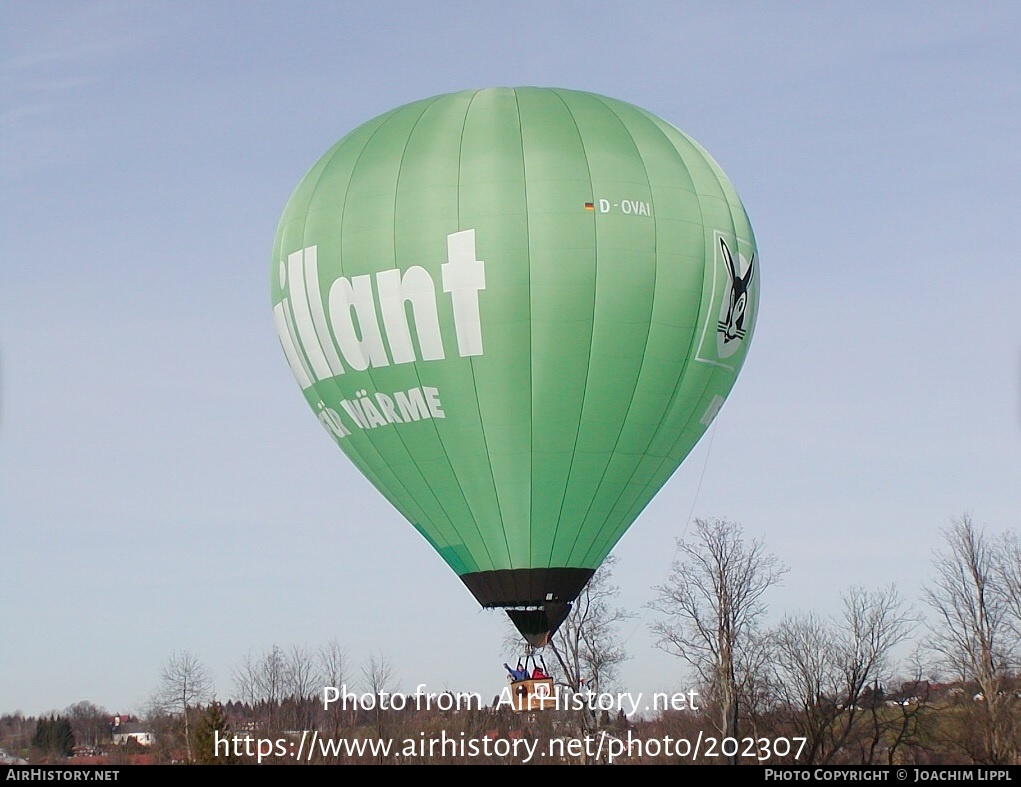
xmin=2 ymin=2 xmax=1018 ymax=715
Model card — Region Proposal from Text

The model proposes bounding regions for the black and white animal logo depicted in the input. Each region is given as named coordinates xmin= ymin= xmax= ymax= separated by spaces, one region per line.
xmin=716 ymin=238 xmax=755 ymax=354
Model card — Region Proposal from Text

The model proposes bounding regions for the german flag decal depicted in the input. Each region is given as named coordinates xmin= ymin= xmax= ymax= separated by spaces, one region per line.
xmin=584 ymin=202 xmax=594 ymax=211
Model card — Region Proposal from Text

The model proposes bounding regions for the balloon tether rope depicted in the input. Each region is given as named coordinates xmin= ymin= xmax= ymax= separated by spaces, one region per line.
xmin=674 ymin=418 xmax=717 ymax=558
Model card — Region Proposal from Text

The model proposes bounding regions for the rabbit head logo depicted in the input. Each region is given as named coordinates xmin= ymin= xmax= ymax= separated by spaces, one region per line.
xmin=716 ymin=238 xmax=755 ymax=358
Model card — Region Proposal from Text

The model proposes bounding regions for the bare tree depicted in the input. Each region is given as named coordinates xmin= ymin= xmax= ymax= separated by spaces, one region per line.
xmin=837 ymin=586 xmax=918 ymax=762
xmin=282 ymin=644 xmax=320 ymax=730
xmin=319 ymin=640 xmax=349 ymax=732
xmin=319 ymin=639 xmax=348 ymax=690
xmin=256 ymin=644 xmax=289 ymax=707
xmin=362 ymin=651 xmax=397 ymax=700
xmin=233 ymin=644 xmax=317 ymax=731
xmin=772 ymin=611 xmax=841 ymax=758
xmin=548 ymin=556 xmax=634 ymax=696
xmin=924 ymin=514 xmax=1016 ymax=764
xmin=870 ymin=652 xmax=934 ymax=766
xmin=65 ymin=701 xmax=109 ymax=749
xmin=649 ymin=517 xmax=787 ymax=759
xmin=155 ymin=651 xmax=212 ymax=763
xmin=771 ymin=586 xmax=916 ymax=764
xmin=232 ymin=651 xmax=260 ymax=707
xmin=285 ymin=644 xmax=320 ymax=699
xmin=362 ymin=652 xmax=398 ymax=763
xmin=995 ymin=530 xmax=1021 ymax=644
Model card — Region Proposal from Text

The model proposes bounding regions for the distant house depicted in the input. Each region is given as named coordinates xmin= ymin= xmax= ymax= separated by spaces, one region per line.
xmin=111 ymin=715 xmax=153 ymax=747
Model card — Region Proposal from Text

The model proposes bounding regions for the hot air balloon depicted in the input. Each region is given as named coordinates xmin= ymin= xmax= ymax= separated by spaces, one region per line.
xmin=271 ymin=87 xmax=758 ymax=646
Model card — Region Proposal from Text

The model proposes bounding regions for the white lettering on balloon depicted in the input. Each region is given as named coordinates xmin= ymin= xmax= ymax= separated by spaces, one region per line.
xmin=314 ymin=385 xmax=446 ymax=442
xmin=274 ymin=229 xmax=486 ymax=389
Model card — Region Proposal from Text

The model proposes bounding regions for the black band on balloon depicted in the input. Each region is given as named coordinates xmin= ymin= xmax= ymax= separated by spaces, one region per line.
xmin=459 ymin=567 xmax=595 ymax=608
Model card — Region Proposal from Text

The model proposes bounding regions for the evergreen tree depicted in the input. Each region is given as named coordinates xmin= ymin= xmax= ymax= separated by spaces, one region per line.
xmin=53 ymin=717 xmax=74 ymax=757
xmin=192 ymin=702 xmax=238 ymax=764
xmin=31 ymin=715 xmax=74 ymax=759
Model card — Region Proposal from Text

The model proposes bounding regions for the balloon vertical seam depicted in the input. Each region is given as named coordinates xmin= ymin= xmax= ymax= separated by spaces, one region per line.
xmin=341 ymin=100 xmax=466 ymax=562
xmin=563 ymin=94 xmax=660 ymax=568
xmin=540 ymin=87 xmax=601 ymax=571
xmin=514 ymin=87 xmax=536 ymax=573
xmin=386 ymin=94 xmax=498 ymax=570
xmin=577 ymin=101 xmax=719 ymax=567
xmin=294 ymin=114 xmax=425 ymax=528
xmin=456 ymin=88 xmax=514 ymax=572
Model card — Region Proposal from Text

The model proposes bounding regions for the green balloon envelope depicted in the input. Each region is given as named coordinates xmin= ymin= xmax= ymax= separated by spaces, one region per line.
xmin=272 ymin=87 xmax=758 ymax=615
